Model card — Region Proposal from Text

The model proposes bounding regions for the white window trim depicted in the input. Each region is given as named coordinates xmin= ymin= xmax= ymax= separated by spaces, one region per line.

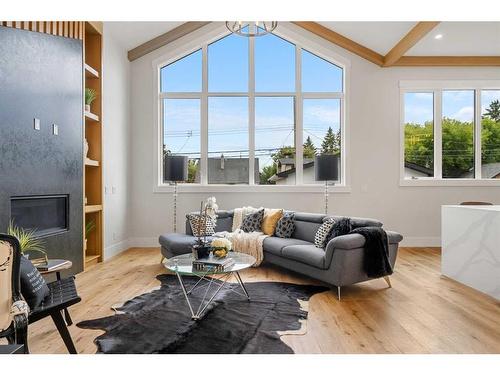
xmin=400 ymin=80 xmax=500 ymax=187
xmin=152 ymin=22 xmax=351 ymax=193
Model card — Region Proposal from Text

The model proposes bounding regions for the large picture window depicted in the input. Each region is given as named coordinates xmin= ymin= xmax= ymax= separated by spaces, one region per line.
xmin=401 ymin=81 xmax=500 ymax=183
xmin=159 ymin=27 xmax=345 ymax=186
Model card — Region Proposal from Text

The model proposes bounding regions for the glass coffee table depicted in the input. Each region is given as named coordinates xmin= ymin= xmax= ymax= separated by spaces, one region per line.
xmin=164 ymin=251 xmax=256 ymax=320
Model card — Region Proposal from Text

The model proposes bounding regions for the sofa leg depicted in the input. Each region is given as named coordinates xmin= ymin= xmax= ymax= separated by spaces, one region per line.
xmin=160 ymin=255 xmax=165 ymax=264
xmin=337 ymin=286 xmax=341 ymax=301
xmin=384 ymin=276 xmax=392 ymax=288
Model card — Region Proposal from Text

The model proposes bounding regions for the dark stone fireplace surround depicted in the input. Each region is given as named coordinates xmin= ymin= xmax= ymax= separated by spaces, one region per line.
xmin=0 ymin=27 xmax=84 ymax=273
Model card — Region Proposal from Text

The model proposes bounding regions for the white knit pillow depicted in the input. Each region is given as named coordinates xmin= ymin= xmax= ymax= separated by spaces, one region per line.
xmin=314 ymin=217 xmax=336 ymax=248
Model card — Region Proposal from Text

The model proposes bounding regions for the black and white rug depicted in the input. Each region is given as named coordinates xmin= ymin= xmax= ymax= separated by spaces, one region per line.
xmin=77 ymin=274 xmax=328 ymax=354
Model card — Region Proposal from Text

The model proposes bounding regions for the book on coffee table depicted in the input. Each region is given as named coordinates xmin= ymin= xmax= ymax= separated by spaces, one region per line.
xmin=192 ymin=257 xmax=235 ymax=272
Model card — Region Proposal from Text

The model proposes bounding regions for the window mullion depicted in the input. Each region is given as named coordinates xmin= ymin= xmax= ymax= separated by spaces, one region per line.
xmin=248 ymin=29 xmax=256 ymax=185
xmin=295 ymin=45 xmax=303 ymax=185
xmin=435 ymin=89 xmax=443 ymax=179
xmin=474 ymin=89 xmax=482 ymax=179
xmin=200 ymin=44 xmax=208 ymax=185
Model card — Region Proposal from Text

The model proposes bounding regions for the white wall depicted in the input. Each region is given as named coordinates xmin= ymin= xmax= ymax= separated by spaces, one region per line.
xmin=129 ymin=22 xmax=500 ymax=247
xmin=102 ymin=24 xmax=132 ymax=258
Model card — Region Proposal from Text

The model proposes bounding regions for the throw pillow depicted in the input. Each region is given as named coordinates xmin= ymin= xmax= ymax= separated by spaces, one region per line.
xmin=314 ymin=217 xmax=336 ymax=248
xmin=19 ymin=256 xmax=50 ymax=310
xmin=275 ymin=212 xmax=295 ymax=238
xmin=187 ymin=214 xmax=216 ymax=237
xmin=240 ymin=209 xmax=265 ymax=233
xmin=262 ymin=208 xmax=284 ymax=235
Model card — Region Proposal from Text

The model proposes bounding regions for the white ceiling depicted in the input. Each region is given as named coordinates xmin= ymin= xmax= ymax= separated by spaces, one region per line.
xmin=105 ymin=21 xmax=183 ymax=50
xmin=105 ymin=21 xmax=500 ymax=57
xmin=407 ymin=22 xmax=500 ymax=56
xmin=318 ymin=22 xmax=416 ymax=55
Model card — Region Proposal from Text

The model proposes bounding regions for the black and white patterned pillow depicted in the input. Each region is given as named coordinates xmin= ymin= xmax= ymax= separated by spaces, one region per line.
xmin=187 ymin=214 xmax=216 ymax=237
xmin=240 ymin=209 xmax=264 ymax=233
xmin=314 ymin=217 xmax=336 ymax=248
xmin=275 ymin=212 xmax=295 ymax=238
xmin=20 ymin=256 xmax=50 ymax=309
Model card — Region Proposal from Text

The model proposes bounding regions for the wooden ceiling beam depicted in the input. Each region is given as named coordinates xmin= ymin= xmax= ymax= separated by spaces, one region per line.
xmin=392 ymin=56 xmax=500 ymax=66
xmin=293 ymin=21 xmax=385 ymax=66
xmin=383 ymin=22 xmax=440 ymax=66
xmin=127 ymin=22 xmax=210 ymax=61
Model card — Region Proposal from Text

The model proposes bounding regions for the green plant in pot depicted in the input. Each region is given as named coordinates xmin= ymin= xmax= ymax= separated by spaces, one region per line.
xmin=85 ymin=220 xmax=96 ymax=251
xmin=85 ymin=88 xmax=97 ymax=112
xmin=7 ymin=220 xmax=48 ymax=266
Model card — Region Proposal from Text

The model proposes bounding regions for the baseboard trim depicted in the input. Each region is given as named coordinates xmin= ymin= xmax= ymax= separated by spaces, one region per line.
xmin=400 ymin=237 xmax=441 ymax=247
xmin=104 ymin=239 xmax=132 ymax=260
xmin=128 ymin=237 xmax=160 ymax=248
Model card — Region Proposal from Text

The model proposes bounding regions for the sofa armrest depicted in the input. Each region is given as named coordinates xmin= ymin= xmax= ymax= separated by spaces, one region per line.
xmin=326 ymin=233 xmax=366 ymax=250
xmin=386 ymin=230 xmax=403 ymax=244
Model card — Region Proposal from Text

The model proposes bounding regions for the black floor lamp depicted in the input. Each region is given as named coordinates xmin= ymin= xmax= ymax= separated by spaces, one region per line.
xmin=315 ymin=154 xmax=339 ymax=215
xmin=164 ymin=155 xmax=188 ymax=232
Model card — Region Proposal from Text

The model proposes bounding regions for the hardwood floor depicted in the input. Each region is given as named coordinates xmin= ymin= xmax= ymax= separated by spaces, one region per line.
xmin=19 ymin=247 xmax=500 ymax=354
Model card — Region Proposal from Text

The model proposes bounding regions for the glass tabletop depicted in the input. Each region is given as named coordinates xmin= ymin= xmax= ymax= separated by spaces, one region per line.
xmin=164 ymin=251 xmax=256 ymax=276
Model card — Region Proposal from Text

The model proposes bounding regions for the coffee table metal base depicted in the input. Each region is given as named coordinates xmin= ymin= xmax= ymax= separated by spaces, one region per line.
xmin=175 ymin=271 xmax=250 ymax=320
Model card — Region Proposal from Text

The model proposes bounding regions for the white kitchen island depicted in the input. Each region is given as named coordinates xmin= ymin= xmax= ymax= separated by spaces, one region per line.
xmin=441 ymin=205 xmax=500 ymax=300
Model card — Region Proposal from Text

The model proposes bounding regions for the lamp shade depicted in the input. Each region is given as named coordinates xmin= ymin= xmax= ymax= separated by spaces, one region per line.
xmin=315 ymin=154 xmax=339 ymax=181
xmin=164 ymin=155 xmax=188 ymax=182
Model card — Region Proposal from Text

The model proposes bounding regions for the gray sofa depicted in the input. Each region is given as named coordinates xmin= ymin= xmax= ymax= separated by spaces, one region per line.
xmin=159 ymin=210 xmax=403 ymax=299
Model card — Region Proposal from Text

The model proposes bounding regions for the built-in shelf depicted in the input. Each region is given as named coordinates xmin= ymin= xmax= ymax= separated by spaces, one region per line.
xmin=84 ymin=110 xmax=99 ymax=122
xmin=85 ymin=204 xmax=102 ymax=213
xmin=85 ymin=158 xmax=99 ymax=167
xmin=85 ymin=254 xmax=100 ymax=266
xmin=84 ymin=63 xmax=99 ymax=79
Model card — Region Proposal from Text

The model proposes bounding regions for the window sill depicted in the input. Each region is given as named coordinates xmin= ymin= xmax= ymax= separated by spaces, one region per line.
xmin=400 ymin=178 xmax=500 ymax=187
xmin=154 ymin=184 xmax=351 ymax=194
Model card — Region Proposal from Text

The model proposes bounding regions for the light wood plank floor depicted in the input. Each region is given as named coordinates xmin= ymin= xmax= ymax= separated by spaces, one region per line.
xmin=17 ymin=247 xmax=500 ymax=354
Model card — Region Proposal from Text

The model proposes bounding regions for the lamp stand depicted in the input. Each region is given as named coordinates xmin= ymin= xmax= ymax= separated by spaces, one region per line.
xmin=324 ymin=180 xmax=329 ymax=215
xmin=173 ymin=181 xmax=178 ymax=233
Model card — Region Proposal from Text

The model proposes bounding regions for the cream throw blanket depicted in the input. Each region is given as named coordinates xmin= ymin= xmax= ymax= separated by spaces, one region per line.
xmin=216 ymin=206 xmax=268 ymax=266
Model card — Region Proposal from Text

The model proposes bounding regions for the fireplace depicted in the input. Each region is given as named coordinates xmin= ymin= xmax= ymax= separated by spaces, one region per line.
xmin=11 ymin=195 xmax=69 ymax=238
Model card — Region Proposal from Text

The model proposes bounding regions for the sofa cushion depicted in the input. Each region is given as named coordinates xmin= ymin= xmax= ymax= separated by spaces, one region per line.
xmin=281 ymin=244 xmax=327 ymax=269
xmin=292 ymin=220 xmax=322 ymax=242
xmin=263 ymin=237 xmax=312 ymax=256
xmin=275 ymin=212 xmax=295 ymax=238
xmin=159 ymin=234 xmax=213 ymax=256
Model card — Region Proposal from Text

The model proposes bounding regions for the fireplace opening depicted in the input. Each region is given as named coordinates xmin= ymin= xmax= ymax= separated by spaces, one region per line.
xmin=10 ymin=195 xmax=69 ymax=238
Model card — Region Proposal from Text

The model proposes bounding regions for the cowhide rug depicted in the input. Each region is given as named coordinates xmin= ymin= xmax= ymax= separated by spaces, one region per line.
xmin=77 ymin=274 xmax=327 ymax=354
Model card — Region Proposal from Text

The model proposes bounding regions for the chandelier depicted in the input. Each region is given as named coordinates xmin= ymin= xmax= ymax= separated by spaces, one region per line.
xmin=225 ymin=21 xmax=278 ymax=37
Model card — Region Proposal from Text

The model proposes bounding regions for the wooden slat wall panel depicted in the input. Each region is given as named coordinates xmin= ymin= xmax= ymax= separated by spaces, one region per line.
xmin=1 ymin=21 xmax=84 ymax=39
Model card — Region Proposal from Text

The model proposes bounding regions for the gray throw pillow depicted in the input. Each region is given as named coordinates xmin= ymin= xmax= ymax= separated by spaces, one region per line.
xmin=20 ymin=256 xmax=50 ymax=310
xmin=275 ymin=212 xmax=295 ymax=238
xmin=314 ymin=217 xmax=336 ymax=248
xmin=240 ymin=209 xmax=264 ymax=233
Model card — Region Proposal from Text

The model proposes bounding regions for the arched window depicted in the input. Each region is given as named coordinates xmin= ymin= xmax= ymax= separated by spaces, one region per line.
xmin=159 ymin=27 xmax=345 ymax=186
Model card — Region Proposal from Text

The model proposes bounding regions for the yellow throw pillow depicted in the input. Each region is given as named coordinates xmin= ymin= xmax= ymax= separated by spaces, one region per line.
xmin=262 ymin=208 xmax=284 ymax=235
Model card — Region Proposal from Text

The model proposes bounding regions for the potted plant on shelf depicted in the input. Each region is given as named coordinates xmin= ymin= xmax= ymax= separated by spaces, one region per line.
xmin=85 ymin=220 xmax=96 ymax=251
xmin=7 ymin=220 xmax=48 ymax=266
xmin=85 ymin=88 xmax=97 ymax=112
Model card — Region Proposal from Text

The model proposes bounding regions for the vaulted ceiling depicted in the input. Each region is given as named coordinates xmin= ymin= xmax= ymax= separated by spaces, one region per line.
xmin=106 ymin=21 xmax=500 ymax=66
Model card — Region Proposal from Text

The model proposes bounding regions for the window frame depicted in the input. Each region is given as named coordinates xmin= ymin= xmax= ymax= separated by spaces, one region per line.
xmin=400 ymin=80 xmax=500 ymax=186
xmin=152 ymin=22 xmax=351 ymax=193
